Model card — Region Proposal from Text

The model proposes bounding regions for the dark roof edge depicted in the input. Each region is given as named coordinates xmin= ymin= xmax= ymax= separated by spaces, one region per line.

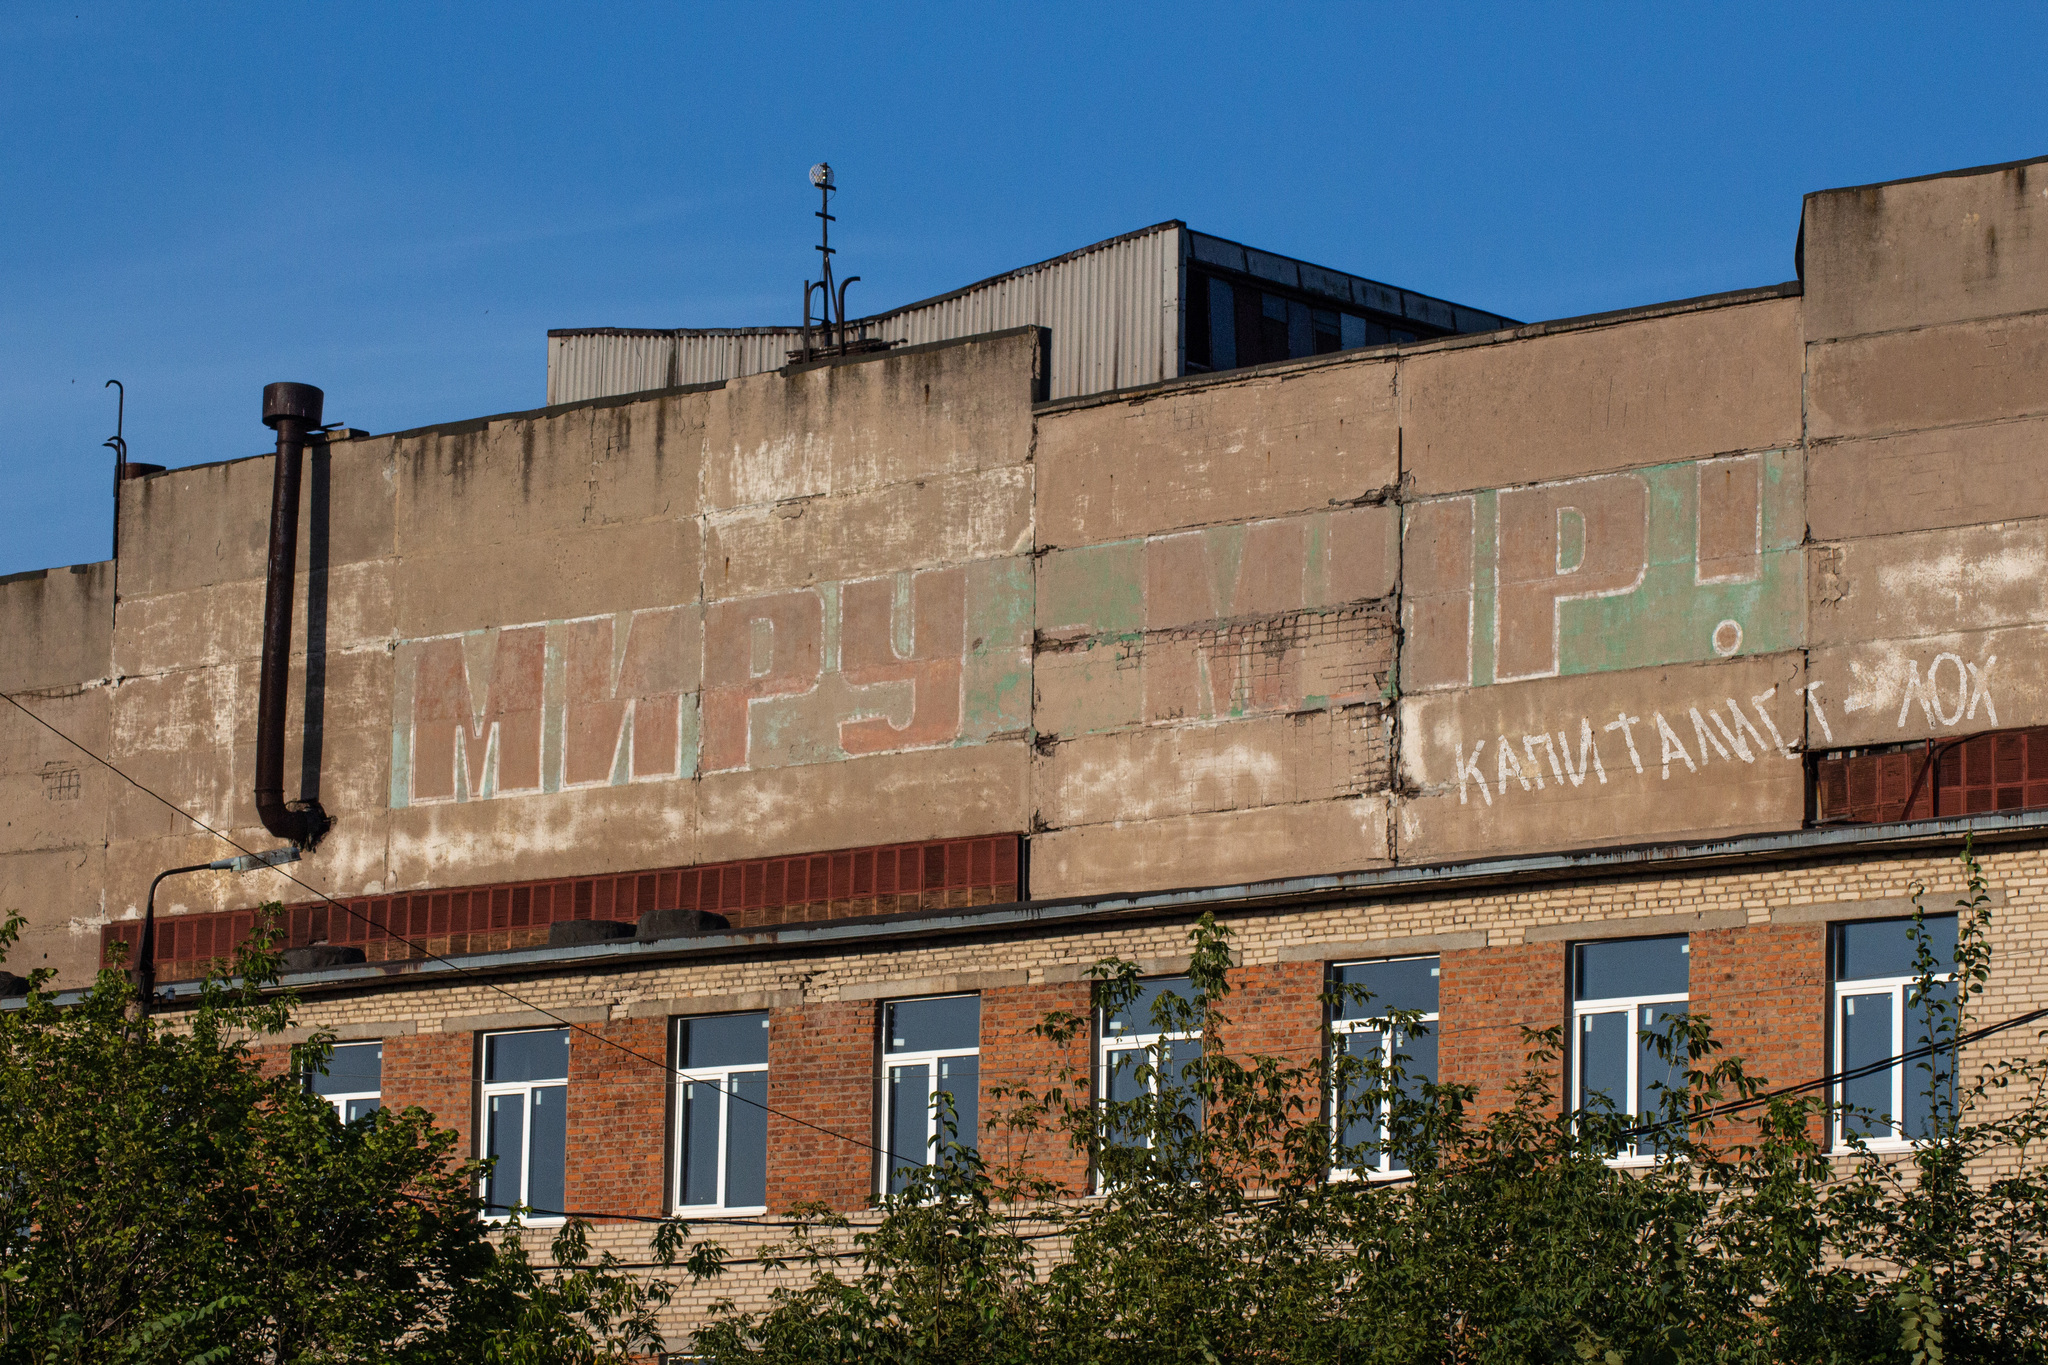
xmin=1805 ymin=151 xmax=2048 ymax=202
xmin=1034 ymin=280 xmax=1803 ymax=416
xmin=1186 ymin=227 xmax=1517 ymax=327
xmin=111 ymin=806 xmax=2048 ymax=1009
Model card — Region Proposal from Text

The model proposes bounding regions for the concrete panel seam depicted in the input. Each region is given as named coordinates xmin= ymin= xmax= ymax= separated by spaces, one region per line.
xmin=1772 ymin=890 xmax=2005 ymax=925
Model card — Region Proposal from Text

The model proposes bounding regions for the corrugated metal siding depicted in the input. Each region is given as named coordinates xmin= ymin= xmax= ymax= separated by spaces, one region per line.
xmin=547 ymin=224 xmax=1184 ymax=405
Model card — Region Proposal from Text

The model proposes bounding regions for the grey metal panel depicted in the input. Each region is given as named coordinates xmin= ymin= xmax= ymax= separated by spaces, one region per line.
xmin=1243 ymin=248 xmax=1300 ymax=287
xmin=547 ymin=331 xmax=674 ymax=405
xmin=1188 ymin=232 xmax=1247 ymax=273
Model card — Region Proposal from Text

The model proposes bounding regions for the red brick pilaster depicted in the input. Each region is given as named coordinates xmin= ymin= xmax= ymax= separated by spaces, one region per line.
xmin=566 ymin=1016 xmax=670 ymax=1219
xmin=384 ymin=1029 xmax=478 ymax=1162
xmin=980 ymin=981 xmax=1093 ymax=1193
xmin=1439 ymin=942 xmax=1567 ymax=1119
xmin=764 ymin=999 xmax=876 ymax=1213
xmin=1689 ymin=923 xmax=1827 ymax=1143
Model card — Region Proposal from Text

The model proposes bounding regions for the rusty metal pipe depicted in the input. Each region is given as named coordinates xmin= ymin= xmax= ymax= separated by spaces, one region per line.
xmin=255 ymin=382 xmax=328 ymax=848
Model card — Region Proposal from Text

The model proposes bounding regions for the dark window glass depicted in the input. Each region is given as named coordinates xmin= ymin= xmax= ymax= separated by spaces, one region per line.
xmin=725 ymin=1071 xmax=769 ymax=1207
xmin=1333 ymin=957 xmax=1439 ymax=1020
xmin=309 ymin=1041 xmax=382 ymax=1096
xmin=1635 ymin=1002 xmax=1689 ymax=1154
xmin=1186 ymin=272 xmax=1212 ymax=368
xmin=527 ymin=1084 xmax=567 ymax=1216
xmin=1105 ymin=976 xmax=1194 ymax=1035
xmin=1234 ymin=286 xmax=1266 ymax=366
xmin=1580 ymin=1010 xmax=1630 ymax=1114
xmin=1208 ymin=276 xmax=1236 ymax=370
xmin=1905 ymin=980 xmax=1957 ymax=1140
xmin=1340 ymin=314 xmax=1367 ymax=349
xmin=1339 ymin=1023 xmax=1438 ymax=1171
xmin=484 ymin=1092 xmax=526 ymax=1217
xmin=682 ymin=1012 xmax=770 ymax=1069
xmin=1837 ymin=915 xmax=1957 ymax=982
xmin=886 ymin=1062 xmax=932 ymax=1193
xmin=343 ymin=1097 xmax=381 ymax=1122
xmin=1574 ymin=936 xmax=1689 ymax=1000
xmin=1286 ymin=299 xmax=1313 ymax=358
xmin=1259 ymin=293 xmax=1290 ymax=363
xmin=1310 ymin=306 xmax=1342 ymax=354
xmin=485 ymin=1028 xmax=569 ymax=1083
xmin=1840 ymin=989 xmax=1895 ymax=1139
xmin=938 ymin=1053 xmax=979 ymax=1155
xmin=885 ymin=995 xmax=979 ymax=1054
xmin=679 ymin=1079 xmax=722 ymax=1205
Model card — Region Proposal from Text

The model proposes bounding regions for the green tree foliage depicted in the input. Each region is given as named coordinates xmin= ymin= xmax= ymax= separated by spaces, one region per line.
xmin=0 ymin=913 xmax=670 ymax=1364
xmin=692 ymin=842 xmax=2048 ymax=1364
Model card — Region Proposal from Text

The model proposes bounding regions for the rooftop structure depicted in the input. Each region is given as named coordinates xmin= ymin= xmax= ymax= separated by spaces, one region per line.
xmin=545 ymin=222 xmax=1517 ymax=405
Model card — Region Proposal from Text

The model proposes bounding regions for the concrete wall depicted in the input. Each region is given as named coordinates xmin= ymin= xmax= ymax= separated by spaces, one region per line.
xmin=8 ymin=159 xmax=2048 ymax=988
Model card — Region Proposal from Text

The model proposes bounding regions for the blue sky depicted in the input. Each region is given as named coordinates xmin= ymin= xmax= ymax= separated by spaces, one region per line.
xmin=3 ymin=2 xmax=2042 ymax=576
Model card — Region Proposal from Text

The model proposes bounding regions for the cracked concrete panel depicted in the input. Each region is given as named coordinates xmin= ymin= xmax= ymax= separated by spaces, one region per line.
xmin=1397 ymin=653 xmax=1807 ymax=863
xmin=1037 ymin=710 xmax=1388 ymax=829
xmin=394 ymin=517 xmax=700 ymax=640
xmin=1806 ymin=519 xmax=2048 ymax=747
xmin=1035 ymin=360 xmax=1399 ymax=548
xmin=1803 ymin=158 xmax=2048 ymax=341
xmin=392 ymin=397 xmax=704 ymax=550
xmin=104 ymin=666 xmax=242 ymax=843
xmin=1808 ymin=312 xmax=2048 ymax=443
xmin=0 ymin=688 xmax=111 ymax=859
xmin=115 ymin=558 xmax=396 ymax=680
xmin=119 ymin=437 xmax=398 ymax=599
xmin=695 ymin=742 xmax=1030 ymax=866
xmin=1809 ymin=416 xmax=2048 ymax=540
xmin=1030 ymin=794 xmax=1391 ymax=899
xmin=702 ymin=331 xmax=1040 ymax=511
xmin=1401 ymin=298 xmax=1802 ymax=496
xmin=0 ymin=848 xmax=110 ymax=987
xmin=0 ymin=561 xmax=112 ymax=693
xmin=1807 ymin=626 xmax=2048 ymax=749
xmin=381 ymin=777 xmax=698 ymax=897
xmin=1808 ymin=519 xmax=2048 ymax=647
xmin=703 ymin=465 xmax=1032 ymax=601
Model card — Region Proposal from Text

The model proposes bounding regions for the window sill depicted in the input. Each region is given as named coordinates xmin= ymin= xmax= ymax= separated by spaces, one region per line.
xmin=674 ymin=1205 xmax=769 ymax=1218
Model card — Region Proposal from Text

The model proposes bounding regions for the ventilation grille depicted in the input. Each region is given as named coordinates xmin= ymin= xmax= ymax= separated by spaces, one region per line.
xmin=1815 ymin=727 xmax=2048 ymax=824
xmin=103 ymin=834 xmax=1022 ymax=981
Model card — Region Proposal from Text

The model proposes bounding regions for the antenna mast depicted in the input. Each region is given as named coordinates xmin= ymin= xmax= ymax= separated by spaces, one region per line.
xmin=799 ymin=163 xmax=862 ymax=363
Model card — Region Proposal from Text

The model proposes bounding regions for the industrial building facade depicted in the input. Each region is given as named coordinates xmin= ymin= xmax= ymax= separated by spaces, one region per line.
xmin=6 ymin=156 xmax=2048 ymax=1330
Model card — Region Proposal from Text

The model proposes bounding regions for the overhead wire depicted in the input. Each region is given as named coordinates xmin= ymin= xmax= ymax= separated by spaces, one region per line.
xmin=8 ymin=688 xmax=2046 ymax=1224
xmin=0 ymin=688 xmax=897 ymax=1165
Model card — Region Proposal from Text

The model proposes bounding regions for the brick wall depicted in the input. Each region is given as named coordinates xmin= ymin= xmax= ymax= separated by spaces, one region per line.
xmin=1439 ymin=943 xmax=1568 ymax=1118
xmin=980 ymin=981 xmax=1094 ymax=1192
xmin=765 ymin=999 xmax=878 ymax=1212
xmin=384 ymin=1031 xmax=477 ymax=1160
xmin=1690 ymin=924 xmax=1828 ymax=1145
xmin=567 ymin=1017 xmax=670 ymax=1218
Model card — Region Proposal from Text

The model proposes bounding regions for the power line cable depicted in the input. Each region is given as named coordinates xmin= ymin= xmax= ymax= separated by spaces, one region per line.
xmin=0 ymin=689 xmax=894 ymax=1163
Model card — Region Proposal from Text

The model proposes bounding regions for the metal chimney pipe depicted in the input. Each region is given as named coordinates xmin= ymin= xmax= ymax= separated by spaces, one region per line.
xmin=255 ymin=382 xmax=329 ymax=847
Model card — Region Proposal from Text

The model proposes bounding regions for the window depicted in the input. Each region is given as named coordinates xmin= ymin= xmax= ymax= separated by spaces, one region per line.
xmin=1099 ymin=976 xmax=1202 ymax=1149
xmin=1833 ymin=915 xmax=1958 ymax=1147
xmin=1572 ymin=936 xmax=1690 ymax=1158
xmin=480 ymin=1028 xmax=569 ymax=1220
xmin=1331 ymin=956 xmax=1439 ymax=1175
xmin=673 ymin=1012 xmax=769 ymax=1213
xmin=308 ymin=1040 xmax=382 ymax=1122
xmin=880 ymin=994 xmax=980 ymax=1194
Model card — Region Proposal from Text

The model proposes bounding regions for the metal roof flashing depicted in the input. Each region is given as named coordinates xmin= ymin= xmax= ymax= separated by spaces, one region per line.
xmin=62 ymin=805 xmax=2047 ymax=1015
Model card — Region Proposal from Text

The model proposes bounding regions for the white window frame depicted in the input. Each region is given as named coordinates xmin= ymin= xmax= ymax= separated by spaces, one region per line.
xmin=1832 ymin=945 xmax=1955 ymax=1152
xmin=1096 ymin=979 xmax=1202 ymax=1153
xmin=1330 ymin=955 xmax=1439 ymax=1180
xmin=878 ymin=993 xmax=981 ymax=1195
xmin=310 ymin=1040 xmax=382 ymax=1122
xmin=478 ymin=1028 xmax=569 ymax=1226
xmin=1571 ymin=942 xmax=1690 ymax=1163
xmin=671 ymin=1016 xmax=770 ymax=1216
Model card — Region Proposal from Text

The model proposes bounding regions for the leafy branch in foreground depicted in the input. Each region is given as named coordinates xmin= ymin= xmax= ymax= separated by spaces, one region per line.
xmin=695 ymin=839 xmax=2048 ymax=1365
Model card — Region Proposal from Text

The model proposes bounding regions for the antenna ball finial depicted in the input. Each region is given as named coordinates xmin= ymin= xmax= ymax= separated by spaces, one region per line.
xmin=809 ymin=162 xmax=834 ymax=189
